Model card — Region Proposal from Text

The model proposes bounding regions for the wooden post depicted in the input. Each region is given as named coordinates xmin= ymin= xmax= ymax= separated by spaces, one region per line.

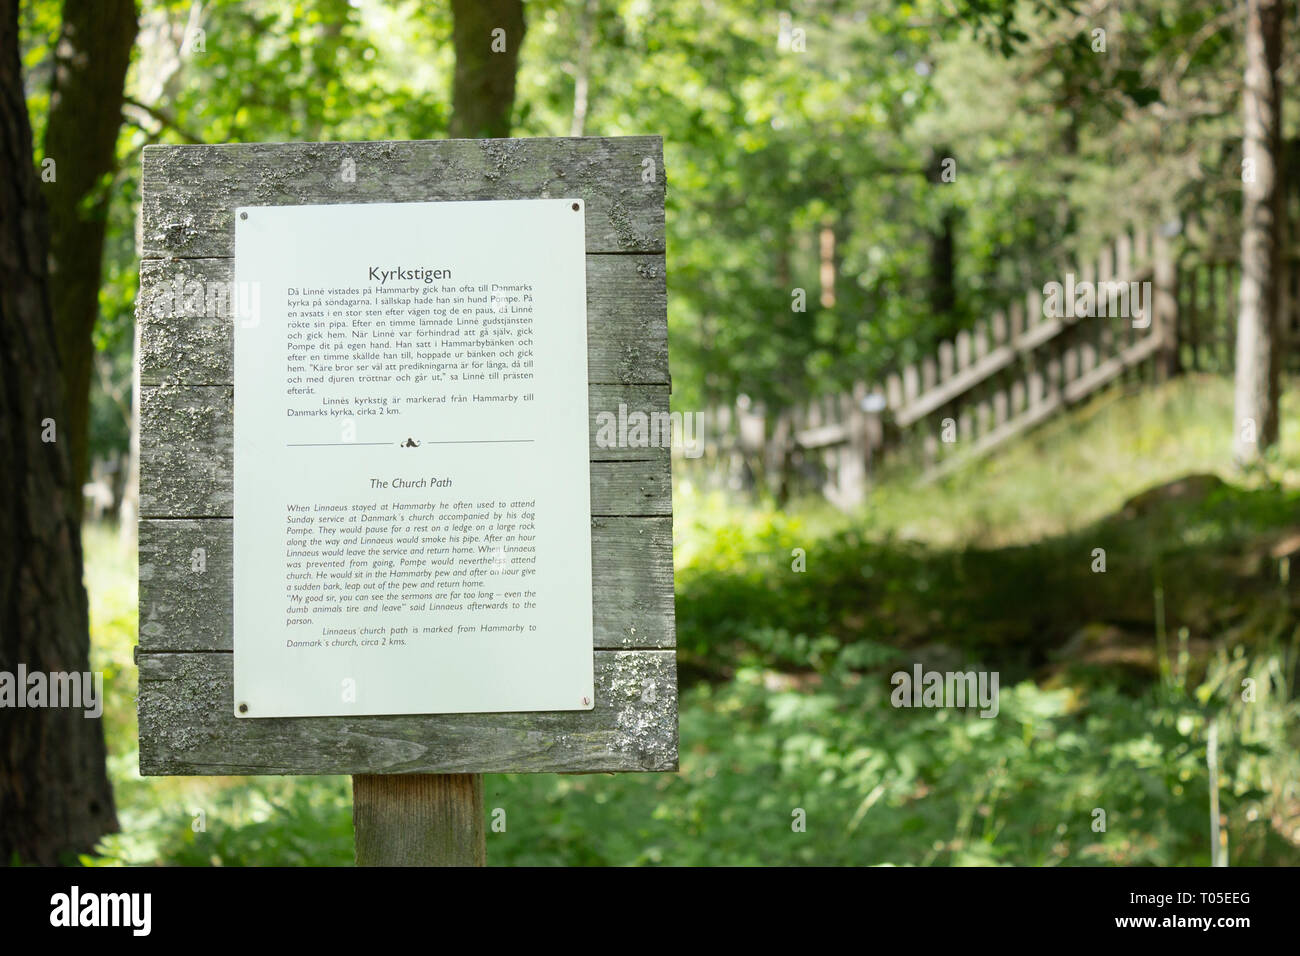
xmin=1153 ymin=231 xmax=1180 ymax=379
xmin=1207 ymin=261 xmax=1222 ymax=370
xmin=1078 ymin=258 xmax=1097 ymax=372
xmin=736 ymin=396 xmax=765 ymax=493
xmin=839 ymin=382 xmax=868 ymax=508
xmin=767 ymin=408 xmax=792 ymax=501
xmin=353 ymin=774 xmax=485 ymax=867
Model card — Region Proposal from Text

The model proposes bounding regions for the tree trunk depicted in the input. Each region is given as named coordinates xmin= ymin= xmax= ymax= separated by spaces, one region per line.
xmin=568 ymin=0 xmax=597 ymax=137
xmin=41 ymin=0 xmax=138 ymax=492
xmin=926 ymin=148 xmax=957 ymax=326
xmin=1233 ymin=0 xmax=1285 ymax=463
xmin=0 ymin=0 xmax=118 ymax=865
xmin=449 ymin=0 xmax=525 ymax=139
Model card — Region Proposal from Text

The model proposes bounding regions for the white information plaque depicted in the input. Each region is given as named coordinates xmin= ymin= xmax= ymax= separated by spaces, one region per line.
xmin=232 ymin=199 xmax=594 ymax=718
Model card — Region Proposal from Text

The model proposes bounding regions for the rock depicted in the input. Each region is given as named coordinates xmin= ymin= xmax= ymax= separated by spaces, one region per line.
xmin=1120 ymin=473 xmax=1224 ymax=519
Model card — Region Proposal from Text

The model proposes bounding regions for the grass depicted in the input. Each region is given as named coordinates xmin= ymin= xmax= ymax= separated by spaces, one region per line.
xmin=83 ymin=375 xmax=1300 ymax=865
xmin=835 ymin=374 xmax=1300 ymax=548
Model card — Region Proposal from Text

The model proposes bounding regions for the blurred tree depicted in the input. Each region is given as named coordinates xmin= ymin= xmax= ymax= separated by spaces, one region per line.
xmin=449 ymin=0 xmax=524 ymax=138
xmin=41 ymin=0 xmax=137 ymax=490
xmin=1233 ymin=0 xmax=1286 ymax=462
xmin=0 ymin=0 xmax=117 ymax=865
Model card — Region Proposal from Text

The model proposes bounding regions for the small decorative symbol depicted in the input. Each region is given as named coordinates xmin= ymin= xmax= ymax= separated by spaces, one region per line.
xmin=401 ymin=438 xmax=421 ymax=447
xmin=582 ymin=696 xmax=590 ymax=706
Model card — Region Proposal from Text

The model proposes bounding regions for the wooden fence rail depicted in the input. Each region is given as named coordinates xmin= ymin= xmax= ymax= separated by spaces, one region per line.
xmin=679 ymin=224 xmax=1298 ymax=509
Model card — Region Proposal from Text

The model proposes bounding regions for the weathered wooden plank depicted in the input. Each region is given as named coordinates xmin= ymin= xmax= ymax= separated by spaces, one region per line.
xmin=1009 ymin=301 xmax=1025 ymax=341
xmin=140 ymin=138 xmax=665 ymax=258
xmin=137 ymin=254 xmax=669 ymax=386
xmin=1153 ymin=232 xmax=1178 ymax=378
xmin=1133 ymin=226 xmax=1150 ymax=267
xmin=922 ymin=356 xmax=937 ymax=392
xmin=1115 ymin=233 xmax=1132 ymax=285
xmin=583 ymin=460 xmax=671 ymax=515
xmin=938 ymin=341 xmax=954 ymax=380
xmin=903 ymin=364 xmax=920 ymax=403
xmin=138 ymin=649 xmax=678 ymax=775
xmin=991 ymin=311 xmax=1007 ymax=344
xmin=1185 ymin=260 xmax=1201 ymax=371
xmin=795 ymin=422 xmax=849 ymax=448
xmin=885 ymin=374 xmax=903 ymax=410
xmin=1017 ymin=313 xmax=1067 ymax=351
xmin=353 ymin=774 xmax=484 ymax=866
xmin=839 ymin=384 xmax=869 ymax=509
xmin=1010 ymin=378 xmax=1026 ymax=415
xmin=1046 ymin=354 xmax=1063 ymax=398
xmin=763 ymin=407 xmax=789 ymax=479
xmin=1062 ymin=333 xmax=1162 ymax=404
xmin=1026 ymin=288 xmax=1043 ymax=328
xmin=138 ymin=384 xmax=672 ymax=517
xmin=1078 ymin=261 xmax=1098 ymax=372
xmin=894 ymin=344 xmax=1015 ymax=427
xmin=139 ymin=516 xmax=675 ymax=652
xmin=589 ymin=384 xmax=672 ymax=459
xmin=958 ymin=406 xmax=974 ymax=443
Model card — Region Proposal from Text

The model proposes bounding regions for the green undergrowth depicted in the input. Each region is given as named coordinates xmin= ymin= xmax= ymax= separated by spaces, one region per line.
xmin=84 ymin=376 xmax=1300 ymax=865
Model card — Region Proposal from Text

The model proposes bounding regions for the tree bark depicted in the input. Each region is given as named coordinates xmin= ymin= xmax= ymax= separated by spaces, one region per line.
xmin=0 ymin=0 xmax=118 ymax=865
xmin=449 ymin=0 xmax=525 ymax=139
xmin=1233 ymin=0 xmax=1285 ymax=463
xmin=41 ymin=0 xmax=138 ymax=491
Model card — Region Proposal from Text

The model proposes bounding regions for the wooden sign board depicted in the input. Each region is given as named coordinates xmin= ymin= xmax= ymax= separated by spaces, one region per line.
xmin=136 ymin=137 xmax=676 ymax=775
